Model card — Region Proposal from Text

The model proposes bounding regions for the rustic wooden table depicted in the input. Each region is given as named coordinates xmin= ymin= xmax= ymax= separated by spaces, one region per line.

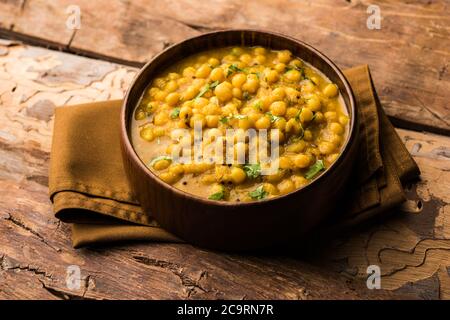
xmin=0 ymin=0 xmax=449 ymax=299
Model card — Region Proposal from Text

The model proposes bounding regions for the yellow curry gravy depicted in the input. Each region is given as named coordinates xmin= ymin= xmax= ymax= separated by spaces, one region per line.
xmin=131 ymin=46 xmax=349 ymax=202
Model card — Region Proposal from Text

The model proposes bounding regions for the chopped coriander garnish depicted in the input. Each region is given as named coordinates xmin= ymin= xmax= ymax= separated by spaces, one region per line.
xmin=251 ymin=72 xmax=261 ymax=79
xmin=208 ymin=186 xmax=225 ymax=200
xmin=298 ymin=125 xmax=305 ymax=140
xmin=208 ymin=191 xmax=224 ymax=200
xmin=242 ymin=91 xmax=251 ymax=100
xmin=226 ymin=64 xmax=245 ymax=77
xmin=294 ymin=108 xmax=303 ymax=121
xmin=219 ymin=116 xmax=229 ymax=124
xmin=249 ymin=185 xmax=268 ymax=200
xmin=253 ymin=101 xmax=262 ymax=111
xmin=209 ymin=80 xmax=219 ymax=89
xmin=305 ymin=160 xmax=325 ymax=179
xmin=266 ymin=112 xmax=281 ymax=123
xmin=243 ymin=163 xmax=261 ymax=179
xmin=170 ymin=107 xmax=180 ymax=119
xmin=196 ymin=85 xmax=210 ymax=99
xmin=234 ymin=114 xmax=248 ymax=120
xmin=149 ymin=155 xmax=172 ymax=166
xmin=196 ymin=80 xmax=219 ymax=98
xmin=285 ymin=65 xmax=307 ymax=79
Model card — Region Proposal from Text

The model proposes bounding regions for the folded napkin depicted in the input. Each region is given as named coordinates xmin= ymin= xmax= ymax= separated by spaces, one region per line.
xmin=49 ymin=65 xmax=420 ymax=248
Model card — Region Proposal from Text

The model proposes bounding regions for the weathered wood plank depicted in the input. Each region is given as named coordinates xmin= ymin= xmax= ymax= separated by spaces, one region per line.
xmin=314 ymin=128 xmax=450 ymax=299
xmin=0 ymin=42 xmax=449 ymax=299
xmin=0 ymin=0 xmax=449 ymax=134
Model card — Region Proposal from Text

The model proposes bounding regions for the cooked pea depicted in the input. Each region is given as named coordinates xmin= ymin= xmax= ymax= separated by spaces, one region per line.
xmin=154 ymin=90 xmax=168 ymax=101
xmin=232 ymin=87 xmax=242 ymax=99
xmin=255 ymin=116 xmax=271 ymax=130
xmin=214 ymin=82 xmax=233 ymax=102
xmin=206 ymin=115 xmax=220 ymax=128
xmin=182 ymin=67 xmax=196 ymax=78
xmin=285 ymin=118 xmax=302 ymax=134
xmin=323 ymin=83 xmax=338 ymax=97
xmin=286 ymin=140 xmax=306 ymax=153
xmin=291 ymin=175 xmax=307 ymax=188
xmin=193 ymin=97 xmax=208 ymax=108
xmin=239 ymin=53 xmax=252 ymax=64
xmin=195 ymin=65 xmax=212 ymax=78
xmin=265 ymin=169 xmax=286 ymax=183
xmin=301 ymin=81 xmax=315 ymax=93
xmin=263 ymin=183 xmax=279 ymax=195
xmin=293 ymin=154 xmax=310 ymax=168
xmin=319 ymin=141 xmax=335 ymax=155
xmin=324 ymin=111 xmax=338 ymax=122
xmin=231 ymin=73 xmax=247 ymax=88
xmin=270 ymin=101 xmax=287 ymax=116
xmin=300 ymin=107 xmax=314 ymax=122
xmin=140 ymin=127 xmax=154 ymax=141
xmin=182 ymin=86 xmax=199 ymax=100
xmin=230 ymin=167 xmax=246 ymax=184
xmin=238 ymin=117 xmax=252 ymax=130
xmin=203 ymin=103 xmax=220 ymax=115
xmin=253 ymin=47 xmax=266 ymax=55
xmin=255 ymin=55 xmax=266 ymax=64
xmin=278 ymin=156 xmax=292 ymax=169
xmin=273 ymin=117 xmax=287 ymax=131
xmin=189 ymin=114 xmax=206 ymax=128
xmin=285 ymin=69 xmax=301 ymax=82
xmin=154 ymin=112 xmax=169 ymax=126
xmin=179 ymin=105 xmax=193 ymax=120
xmin=274 ymin=63 xmax=286 ymax=73
xmin=339 ymin=115 xmax=349 ymax=126
xmin=201 ymin=174 xmax=216 ymax=185
xmin=307 ymin=95 xmax=321 ymax=111
xmin=329 ymin=122 xmax=344 ymax=135
xmin=208 ymin=58 xmax=220 ymax=67
xmin=165 ymin=92 xmax=180 ymax=106
xmin=135 ymin=109 xmax=146 ymax=120
xmin=285 ymin=107 xmax=299 ymax=119
xmin=266 ymin=70 xmax=279 ymax=83
xmin=277 ymin=50 xmax=292 ymax=63
xmin=277 ymin=179 xmax=295 ymax=195
xmin=165 ymin=80 xmax=178 ymax=93
xmin=153 ymin=159 xmax=171 ymax=170
xmin=160 ymin=172 xmax=181 ymax=184
xmin=303 ymin=129 xmax=313 ymax=141
xmin=242 ymin=78 xmax=259 ymax=93
xmin=271 ymin=87 xmax=285 ymax=101
xmin=210 ymin=67 xmax=225 ymax=81
xmin=290 ymin=59 xmax=303 ymax=68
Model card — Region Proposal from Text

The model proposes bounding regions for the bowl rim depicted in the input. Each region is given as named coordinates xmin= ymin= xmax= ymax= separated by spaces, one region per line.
xmin=121 ymin=28 xmax=358 ymax=207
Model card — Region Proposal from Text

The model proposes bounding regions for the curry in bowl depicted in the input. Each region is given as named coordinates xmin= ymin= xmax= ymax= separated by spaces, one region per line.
xmin=131 ymin=46 xmax=348 ymax=202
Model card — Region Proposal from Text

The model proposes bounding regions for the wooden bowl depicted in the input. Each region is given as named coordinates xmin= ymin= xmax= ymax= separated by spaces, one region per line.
xmin=120 ymin=29 xmax=359 ymax=251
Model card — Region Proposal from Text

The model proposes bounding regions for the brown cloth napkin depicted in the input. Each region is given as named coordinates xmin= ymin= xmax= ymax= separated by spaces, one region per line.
xmin=49 ymin=65 xmax=420 ymax=248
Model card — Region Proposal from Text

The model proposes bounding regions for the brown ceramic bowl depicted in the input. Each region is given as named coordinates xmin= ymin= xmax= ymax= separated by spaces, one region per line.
xmin=120 ymin=29 xmax=359 ymax=251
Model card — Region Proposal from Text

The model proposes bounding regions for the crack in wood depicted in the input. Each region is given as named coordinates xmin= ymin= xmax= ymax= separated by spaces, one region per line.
xmin=3 ymin=212 xmax=60 ymax=252
xmin=133 ymin=255 xmax=208 ymax=298
xmin=38 ymin=280 xmax=97 ymax=300
xmin=1 ymin=254 xmax=53 ymax=280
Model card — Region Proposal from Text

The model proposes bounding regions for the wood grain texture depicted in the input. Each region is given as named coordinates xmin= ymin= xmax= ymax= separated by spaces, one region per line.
xmin=0 ymin=0 xmax=449 ymax=135
xmin=0 ymin=42 xmax=449 ymax=299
